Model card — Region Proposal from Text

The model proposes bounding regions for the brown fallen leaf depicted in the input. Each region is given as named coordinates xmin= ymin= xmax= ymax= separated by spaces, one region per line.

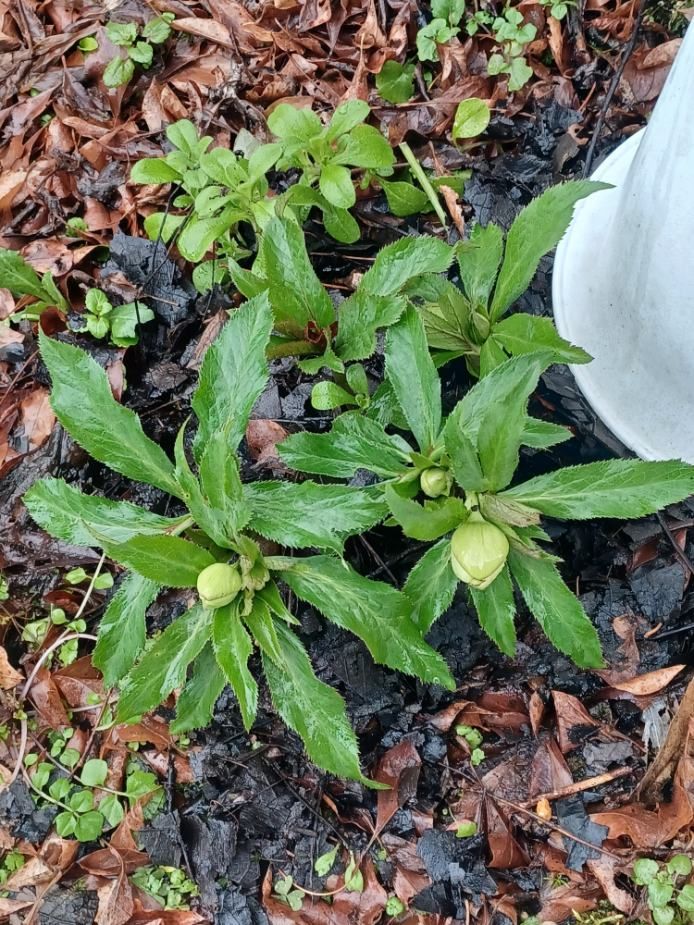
xmin=0 ymin=646 xmax=22 ymax=690
xmin=552 ymin=690 xmax=599 ymax=753
xmin=609 ymin=664 xmax=685 ymax=696
xmin=375 ymin=740 xmax=421 ymax=835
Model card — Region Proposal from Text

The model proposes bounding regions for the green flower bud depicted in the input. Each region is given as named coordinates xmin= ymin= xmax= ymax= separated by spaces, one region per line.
xmin=420 ymin=467 xmax=451 ymax=498
xmin=450 ymin=512 xmax=509 ymax=589
xmin=196 ymin=562 xmax=242 ymax=609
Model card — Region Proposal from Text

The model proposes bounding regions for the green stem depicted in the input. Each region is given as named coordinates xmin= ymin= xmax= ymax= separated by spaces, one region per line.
xmin=398 ymin=142 xmax=449 ymax=229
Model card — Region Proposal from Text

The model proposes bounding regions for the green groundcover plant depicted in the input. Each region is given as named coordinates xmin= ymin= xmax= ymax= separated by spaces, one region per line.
xmin=103 ymin=14 xmax=175 ymax=88
xmin=632 ymin=855 xmax=694 ymax=925
xmin=24 ymin=299 xmax=453 ymax=783
xmin=415 ymin=180 xmax=608 ymax=376
xmin=130 ymin=102 xmax=396 ymax=281
xmin=280 ymin=309 xmax=694 ymax=666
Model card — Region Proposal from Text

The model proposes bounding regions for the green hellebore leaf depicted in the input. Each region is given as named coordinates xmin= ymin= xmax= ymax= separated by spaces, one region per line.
xmin=280 ymin=555 xmax=455 ymax=689
xmin=117 ymin=604 xmax=213 ymax=723
xmin=502 ymin=459 xmax=694 ymax=521
xmin=492 ymin=314 xmax=592 ymax=365
xmin=403 ymin=537 xmax=458 ymax=632
xmin=279 ymin=411 xmax=410 ymax=480
xmin=452 ymin=98 xmax=491 ymax=140
xmin=192 ymin=292 xmax=272 ymax=458
xmin=507 ymin=550 xmax=604 ymax=668
xmin=23 ymin=478 xmax=187 ymax=548
xmin=39 ymin=332 xmax=181 ymax=497
xmin=385 ymin=487 xmax=468 ymax=542
xmin=469 ymin=566 xmax=517 ymax=656
xmin=171 ymin=643 xmax=227 ymax=733
xmin=100 ymin=534 xmax=215 ymax=588
xmin=489 ymin=181 xmax=611 ymax=321
xmin=246 ymin=481 xmax=386 ymax=555
xmin=93 ymin=572 xmax=159 ymax=687
xmin=211 ymin=601 xmax=258 ymax=731
xmin=263 ymin=620 xmax=368 ymax=784
xmin=385 ymin=308 xmax=442 ymax=454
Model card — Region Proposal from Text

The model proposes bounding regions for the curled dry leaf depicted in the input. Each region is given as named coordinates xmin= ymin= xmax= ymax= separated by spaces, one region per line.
xmin=608 ymin=664 xmax=685 ymax=696
xmin=0 ymin=647 xmax=22 ymax=690
xmin=552 ymin=690 xmax=599 ymax=753
xmin=375 ymin=740 xmax=422 ymax=835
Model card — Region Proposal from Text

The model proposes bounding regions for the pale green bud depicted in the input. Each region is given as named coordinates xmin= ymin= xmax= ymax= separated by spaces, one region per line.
xmin=196 ymin=562 xmax=242 ymax=609
xmin=420 ymin=467 xmax=451 ymax=498
xmin=450 ymin=512 xmax=509 ymax=589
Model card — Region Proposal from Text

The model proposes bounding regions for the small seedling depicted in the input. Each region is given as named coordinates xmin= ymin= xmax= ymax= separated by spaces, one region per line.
xmin=79 ymin=289 xmax=155 ymax=347
xmin=273 ymin=875 xmax=305 ymax=911
xmin=269 ymin=100 xmax=396 ymax=243
xmin=0 ymin=850 xmax=25 ymax=886
xmin=540 ymin=0 xmax=574 ymax=20
xmin=314 ymin=845 xmax=338 ymax=876
xmin=375 ymin=61 xmax=415 ymax=103
xmin=131 ymin=119 xmax=282 ymax=273
xmin=131 ymin=865 xmax=198 ymax=910
xmin=103 ymin=14 xmax=175 ymax=88
xmin=386 ymin=895 xmax=407 ymax=916
xmin=455 ymin=723 xmax=486 ymax=764
xmin=487 ymin=8 xmax=537 ymax=91
xmin=632 ymin=855 xmax=694 ymax=925
xmin=22 ymin=605 xmax=86 ymax=668
xmin=27 ymin=756 xmax=160 ymax=842
xmin=417 ymin=0 xmax=466 ymax=61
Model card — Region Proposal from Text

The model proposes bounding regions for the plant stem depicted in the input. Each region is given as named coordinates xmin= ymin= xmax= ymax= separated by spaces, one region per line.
xmin=398 ymin=142 xmax=449 ymax=229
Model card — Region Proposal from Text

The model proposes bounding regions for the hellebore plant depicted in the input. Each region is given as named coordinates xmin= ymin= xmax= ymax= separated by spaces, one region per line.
xmin=231 ymin=215 xmax=454 ymax=373
xmin=280 ymin=309 xmax=694 ymax=667
xmin=415 ymin=181 xmax=609 ymax=376
xmin=24 ymin=297 xmax=453 ymax=783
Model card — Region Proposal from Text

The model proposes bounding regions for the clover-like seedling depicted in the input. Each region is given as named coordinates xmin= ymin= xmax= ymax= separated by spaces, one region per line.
xmin=415 ymin=180 xmax=609 ymax=377
xmin=82 ymin=288 xmax=155 ymax=346
xmin=103 ymin=14 xmax=175 ymax=88
xmin=416 ymin=0 xmax=466 ymax=61
xmin=632 ymin=855 xmax=694 ymax=925
xmin=25 ymin=299 xmax=453 ymax=782
xmin=487 ymin=8 xmax=537 ymax=90
xmin=280 ymin=309 xmax=694 ymax=667
xmin=268 ymin=100 xmax=395 ymax=243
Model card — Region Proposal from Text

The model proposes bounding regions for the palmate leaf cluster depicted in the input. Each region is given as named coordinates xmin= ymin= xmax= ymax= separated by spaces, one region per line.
xmin=25 ymin=297 xmax=452 ymax=784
